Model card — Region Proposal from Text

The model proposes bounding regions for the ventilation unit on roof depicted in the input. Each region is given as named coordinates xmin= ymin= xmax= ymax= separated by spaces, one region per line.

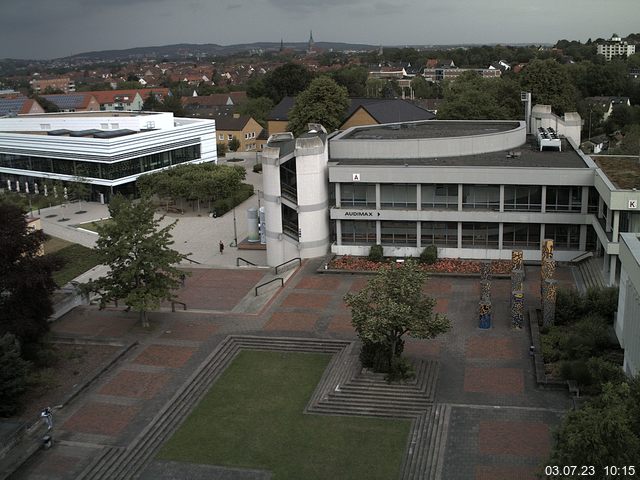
xmin=536 ymin=127 xmax=561 ymax=151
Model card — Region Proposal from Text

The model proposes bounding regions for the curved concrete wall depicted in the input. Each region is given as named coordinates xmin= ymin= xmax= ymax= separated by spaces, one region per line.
xmin=330 ymin=121 xmax=526 ymax=159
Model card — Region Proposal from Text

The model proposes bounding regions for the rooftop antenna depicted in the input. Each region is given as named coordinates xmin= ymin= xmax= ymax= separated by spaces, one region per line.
xmin=521 ymin=91 xmax=532 ymax=134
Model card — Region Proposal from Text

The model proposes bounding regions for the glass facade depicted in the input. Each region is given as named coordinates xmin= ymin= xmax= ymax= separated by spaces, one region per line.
xmin=281 ymin=204 xmax=299 ymax=240
xmin=421 ymin=222 xmax=458 ymax=247
xmin=341 ymin=220 xmax=376 ymax=245
xmin=340 ymin=183 xmax=376 ymax=208
xmin=0 ymin=145 xmax=200 ymax=181
xmin=504 ymin=185 xmax=542 ymax=212
xmin=279 ymin=159 xmax=297 ymax=202
xmin=546 ymin=186 xmax=582 ymax=212
xmin=380 ymin=221 xmax=416 ymax=245
xmin=421 ymin=184 xmax=458 ymax=209
xmin=461 ymin=223 xmax=499 ymax=248
xmin=380 ymin=184 xmax=417 ymax=209
xmin=545 ymin=224 xmax=580 ymax=249
xmin=462 ymin=185 xmax=500 ymax=210
xmin=503 ymin=223 xmax=541 ymax=248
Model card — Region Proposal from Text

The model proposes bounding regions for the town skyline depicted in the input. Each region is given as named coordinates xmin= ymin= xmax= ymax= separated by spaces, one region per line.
xmin=1 ymin=0 xmax=638 ymax=60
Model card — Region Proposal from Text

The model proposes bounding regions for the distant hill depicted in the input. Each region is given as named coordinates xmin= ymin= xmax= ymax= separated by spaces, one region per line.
xmin=60 ymin=42 xmax=381 ymax=62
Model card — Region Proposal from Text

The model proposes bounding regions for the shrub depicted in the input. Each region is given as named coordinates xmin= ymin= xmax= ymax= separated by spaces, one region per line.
xmin=359 ymin=340 xmax=404 ymax=373
xmin=419 ymin=245 xmax=438 ymax=265
xmin=559 ymin=359 xmax=591 ymax=386
xmin=555 ymin=288 xmax=585 ymax=325
xmin=585 ymin=286 xmax=619 ymax=323
xmin=386 ymin=356 xmax=415 ymax=382
xmin=253 ymin=163 xmax=263 ymax=173
xmin=585 ymin=357 xmax=626 ymax=393
xmin=368 ymin=244 xmax=384 ymax=262
xmin=216 ymin=142 xmax=228 ymax=157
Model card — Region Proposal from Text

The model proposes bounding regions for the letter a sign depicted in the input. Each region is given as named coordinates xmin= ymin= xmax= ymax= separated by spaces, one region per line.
xmin=352 ymin=173 xmax=361 ymax=182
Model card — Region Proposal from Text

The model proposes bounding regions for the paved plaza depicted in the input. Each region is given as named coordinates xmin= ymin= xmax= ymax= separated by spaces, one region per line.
xmin=8 ymin=255 xmax=577 ymax=480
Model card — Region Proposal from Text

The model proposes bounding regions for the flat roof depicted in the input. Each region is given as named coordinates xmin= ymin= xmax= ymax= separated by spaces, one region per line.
xmin=341 ymin=120 xmax=520 ymax=140
xmin=592 ymin=156 xmax=640 ymax=189
xmin=18 ymin=111 xmax=161 ymax=118
xmin=331 ymin=136 xmax=589 ymax=169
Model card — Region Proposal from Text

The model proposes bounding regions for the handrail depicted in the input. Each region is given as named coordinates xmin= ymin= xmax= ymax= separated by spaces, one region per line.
xmin=236 ymin=257 xmax=257 ymax=266
xmin=183 ymin=256 xmax=201 ymax=265
xmin=171 ymin=301 xmax=187 ymax=312
xmin=255 ymin=278 xmax=284 ymax=296
xmin=275 ymin=257 xmax=301 ymax=275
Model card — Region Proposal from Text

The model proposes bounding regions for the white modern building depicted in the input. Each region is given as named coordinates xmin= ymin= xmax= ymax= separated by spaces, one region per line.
xmin=597 ymin=34 xmax=636 ymax=61
xmin=0 ymin=111 xmax=216 ymax=200
xmin=262 ymin=108 xmax=640 ymax=285
xmin=615 ymin=233 xmax=640 ymax=376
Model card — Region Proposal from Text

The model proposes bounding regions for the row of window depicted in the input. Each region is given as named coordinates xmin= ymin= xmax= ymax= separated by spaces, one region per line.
xmin=340 ymin=220 xmax=592 ymax=250
xmin=339 ymin=183 xmax=597 ymax=213
xmin=0 ymin=145 xmax=200 ymax=180
xmin=217 ymin=132 xmax=257 ymax=141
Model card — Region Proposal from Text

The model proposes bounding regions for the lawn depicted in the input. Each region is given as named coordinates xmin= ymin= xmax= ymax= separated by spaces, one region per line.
xmin=76 ymin=219 xmax=111 ymax=232
xmin=158 ymin=350 xmax=411 ymax=480
xmin=46 ymin=241 xmax=101 ymax=286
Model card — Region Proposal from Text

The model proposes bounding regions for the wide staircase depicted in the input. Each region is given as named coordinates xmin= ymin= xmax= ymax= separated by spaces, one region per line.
xmin=77 ymin=336 xmax=448 ymax=480
xmin=577 ymin=256 xmax=605 ymax=291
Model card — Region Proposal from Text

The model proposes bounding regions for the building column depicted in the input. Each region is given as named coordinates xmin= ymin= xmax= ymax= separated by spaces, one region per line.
xmin=375 ymin=183 xmax=381 ymax=210
xmin=335 ymin=183 xmax=341 ymax=208
xmin=376 ymin=220 xmax=381 ymax=245
xmin=609 ymin=255 xmax=617 ymax=286
xmin=581 ymin=186 xmax=589 ymax=214
xmin=613 ymin=210 xmax=620 ymax=241
xmin=458 ymin=184 xmax=463 ymax=211
xmin=336 ymin=220 xmax=342 ymax=246
xmin=540 ymin=224 xmax=545 ymax=249
xmin=598 ymin=196 xmax=603 ymax=219
xmin=499 ymin=185 xmax=505 ymax=213
xmin=541 ymin=185 xmax=547 ymax=213
xmin=498 ymin=223 xmax=504 ymax=251
xmin=457 ymin=222 xmax=462 ymax=249
xmin=416 ymin=184 xmax=421 ymax=211
xmin=579 ymin=225 xmax=587 ymax=251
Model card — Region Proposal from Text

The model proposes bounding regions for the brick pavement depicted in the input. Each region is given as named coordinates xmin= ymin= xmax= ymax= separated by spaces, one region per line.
xmin=10 ymin=260 xmax=575 ymax=480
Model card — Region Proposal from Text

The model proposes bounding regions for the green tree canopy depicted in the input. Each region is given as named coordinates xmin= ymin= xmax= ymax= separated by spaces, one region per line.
xmin=228 ymin=136 xmax=241 ymax=152
xmin=237 ymin=96 xmax=274 ymax=128
xmin=0 ymin=333 xmax=32 ymax=417
xmin=343 ymin=260 xmax=451 ymax=371
xmin=262 ymin=63 xmax=314 ymax=103
xmin=331 ymin=66 xmax=368 ymax=97
xmin=85 ymin=196 xmax=186 ymax=327
xmin=519 ymin=59 xmax=578 ymax=114
xmin=0 ymin=201 xmax=59 ymax=354
xmin=286 ymin=76 xmax=349 ymax=135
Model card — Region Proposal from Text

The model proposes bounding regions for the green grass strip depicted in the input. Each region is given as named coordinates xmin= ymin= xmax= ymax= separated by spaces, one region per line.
xmin=159 ymin=350 xmax=411 ymax=480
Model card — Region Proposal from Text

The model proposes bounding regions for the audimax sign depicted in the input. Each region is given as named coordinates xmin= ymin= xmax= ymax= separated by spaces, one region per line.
xmin=343 ymin=211 xmax=381 ymax=217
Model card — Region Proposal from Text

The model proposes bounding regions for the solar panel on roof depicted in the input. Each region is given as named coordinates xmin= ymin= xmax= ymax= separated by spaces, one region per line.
xmin=0 ymin=98 xmax=26 ymax=115
xmin=42 ymin=94 xmax=84 ymax=110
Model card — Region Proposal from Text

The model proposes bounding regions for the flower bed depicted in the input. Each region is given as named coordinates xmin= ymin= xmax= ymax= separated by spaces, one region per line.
xmin=328 ymin=255 xmax=512 ymax=275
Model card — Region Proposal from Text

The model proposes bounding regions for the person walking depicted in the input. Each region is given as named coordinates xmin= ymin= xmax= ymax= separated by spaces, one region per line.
xmin=219 ymin=240 xmax=224 ymax=255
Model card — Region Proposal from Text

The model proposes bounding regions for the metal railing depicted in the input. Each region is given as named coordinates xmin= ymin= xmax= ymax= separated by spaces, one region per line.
xmin=275 ymin=257 xmax=301 ymax=275
xmin=171 ymin=301 xmax=187 ymax=312
xmin=183 ymin=256 xmax=202 ymax=265
xmin=255 ymin=278 xmax=283 ymax=296
xmin=236 ymin=257 xmax=257 ymax=266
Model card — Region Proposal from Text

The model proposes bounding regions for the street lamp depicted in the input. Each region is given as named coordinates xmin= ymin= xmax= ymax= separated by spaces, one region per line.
xmin=231 ymin=207 xmax=238 ymax=247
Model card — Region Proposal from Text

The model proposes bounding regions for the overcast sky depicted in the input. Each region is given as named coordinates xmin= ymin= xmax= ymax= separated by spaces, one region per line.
xmin=1 ymin=0 xmax=638 ymax=60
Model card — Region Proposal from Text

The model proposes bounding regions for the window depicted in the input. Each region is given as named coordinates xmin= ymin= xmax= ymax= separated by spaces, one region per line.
xmin=380 ymin=184 xmax=417 ymax=209
xmin=503 ymin=223 xmax=540 ymax=248
xmin=421 ymin=222 xmax=458 ymax=246
xmin=545 ymin=224 xmax=580 ymax=249
xmin=380 ymin=221 xmax=416 ymax=246
xmin=421 ymin=184 xmax=458 ymax=209
xmin=282 ymin=204 xmax=299 ymax=240
xmin=504 ymin=186 xmax=542 ymax=212
xmin=228 ymin=134 xmax=233 ymax=140
xmin=110 ymin=123 xmax=119 ymax=129
xmin=218 ymin=134 xmax=224 ymax=140
xmin=279 ymin=159 xmax=297 ymax=202
xmin=462 ymin=185 xmax=500 ymax=210
xmin=101 ymin=123 xmax=109 ymax=129
xmin=40 ymin=124 xmax=51 ymax=130
xmin=461 ymin=223 xmax=499 ymax=248
xmin=587 ymin=186 xmax=599 ymax=214
xmin=546 ymin=186 xmax=582 ymax=212
xmin=341 ymin=220 xmax=376 ymax=245
xmin=340 ymin=183 xmax=376 ymax=208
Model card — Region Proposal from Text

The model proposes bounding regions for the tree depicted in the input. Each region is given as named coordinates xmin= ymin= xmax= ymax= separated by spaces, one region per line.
xmin=0 ymin=201 xmax=59 ymax=355
xmin=343 ymin=260 xmax=451 ymax=375
xmin=237 ymin=96 xmax=274 ymax=128
xmin=68 ymin=176 xmax=91 ymax=210
xmin=84 ymin=196 xmax=187 ymax=327
xmin=142 ymin=91 xmax=163 ymax=111
xmin=217 ymin=141 xmax=228 ymax=157
xmin=548 ymin=382 xmax=640 ymax=471
xmin=0 ymin=334 xmax=32 ymax=417
xmin=228 ymin=136 xmax=241 ymax=152
xmin=286 ymin=76 xmax=349 ymax=135
xmin=519 ymin=59 xmax=578 ymax=114
xmin=331 ymin=66 xmax=368 ymax=97
xmin=410 ymin=76 xmax=443 ymax=99
xmin=262 ymin=63 xmax=314 ymax=103
xmin=31 ymin=95 xmax=59 ymax=113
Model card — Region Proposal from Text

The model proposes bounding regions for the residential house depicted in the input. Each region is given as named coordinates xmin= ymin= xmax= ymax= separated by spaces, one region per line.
xmin=215 ymin=114 xmax=263 ymax=152
xmin=81 ymin=89 xmax=171 ymax=111
xmin=0 ymin=97 xmax=45 ymax=116
xmin=30 ymin=76 xmax=75 ymax=94
xmin=585 ymin=96 xmax=631 ymax=122
xmin=597 ymin=34 xmax=636 ymax=61
xmin=41 ymin=93 xmax=101 ymax=112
